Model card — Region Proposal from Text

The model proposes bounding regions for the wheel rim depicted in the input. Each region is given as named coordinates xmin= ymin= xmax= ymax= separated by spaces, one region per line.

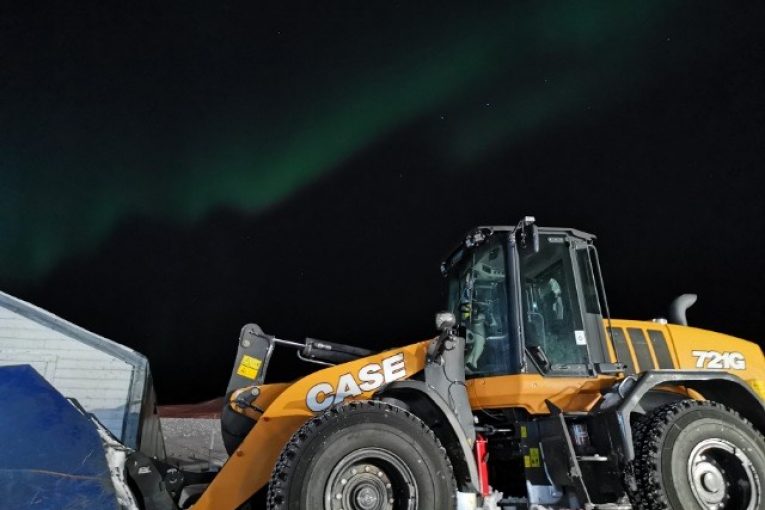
xmin=687 ymin=438 xmax=761 ymax=509
xmin=324 ymin=447 xmax=418 ymax=510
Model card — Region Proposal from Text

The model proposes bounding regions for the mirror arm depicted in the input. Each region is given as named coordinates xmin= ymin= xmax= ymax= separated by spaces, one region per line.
xmin=427 ymin=328 xmax=454 ymax=363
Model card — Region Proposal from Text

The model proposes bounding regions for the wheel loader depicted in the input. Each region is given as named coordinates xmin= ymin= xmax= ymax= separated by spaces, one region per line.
xmin=129 ymin=218 xmax=765 ymax=510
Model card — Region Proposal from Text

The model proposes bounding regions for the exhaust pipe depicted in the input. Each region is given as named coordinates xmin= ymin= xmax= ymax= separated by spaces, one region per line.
xmin=669 ymin=294 xmax=697 ymax=326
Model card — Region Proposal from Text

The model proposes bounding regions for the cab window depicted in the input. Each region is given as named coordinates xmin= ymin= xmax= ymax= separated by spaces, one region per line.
xmin=447 ymin=239 xmax=510 ymax=378
xmin=519 ymin=235 xmax=589 ymax=372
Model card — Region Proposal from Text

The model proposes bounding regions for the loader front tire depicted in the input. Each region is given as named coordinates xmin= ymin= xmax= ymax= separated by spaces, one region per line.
xmin=630 ymin=399 xmax=765 ymax=510
xmin=267 ymin=400 xmax=457 ymax=510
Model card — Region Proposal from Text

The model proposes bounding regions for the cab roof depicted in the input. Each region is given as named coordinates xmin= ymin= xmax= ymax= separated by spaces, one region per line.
xmin=441 ymin=224 xmax=596 ymax=276
xmin=472 ymin=225 xmax=595 ymax=240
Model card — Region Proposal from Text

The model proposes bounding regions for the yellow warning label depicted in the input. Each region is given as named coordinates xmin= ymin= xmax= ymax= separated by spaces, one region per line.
xmin=520 ymin=425 xmax=527 ymax=438
xmin=523 ymin=455 xmax=531 ymax=468
xmin=236 ymin=355 xmax=262 ymax=380
xmin=529 ymin=447 xmax=541 ymax=468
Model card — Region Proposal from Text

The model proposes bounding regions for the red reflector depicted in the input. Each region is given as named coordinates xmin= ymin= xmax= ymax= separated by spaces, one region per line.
xmin=475 ymin=434 xmax=490 ymax=497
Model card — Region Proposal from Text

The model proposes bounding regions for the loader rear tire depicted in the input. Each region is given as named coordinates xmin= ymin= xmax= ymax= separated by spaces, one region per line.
xmin=630 ymin=399 xmax=765 ymax=510
xmin=267 ymin=400 xmax=457 ymax=510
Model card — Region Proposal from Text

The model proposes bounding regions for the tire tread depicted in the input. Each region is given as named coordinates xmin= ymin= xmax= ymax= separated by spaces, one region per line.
xmin=628 ymin=399 xmax=765 ymax=510
xmin=266 ymin=400 xmax=456 ymax=509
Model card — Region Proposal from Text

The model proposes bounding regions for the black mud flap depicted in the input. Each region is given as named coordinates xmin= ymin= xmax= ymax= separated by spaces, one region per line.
xmin=538 ymin=405 xmax=591 ymax=506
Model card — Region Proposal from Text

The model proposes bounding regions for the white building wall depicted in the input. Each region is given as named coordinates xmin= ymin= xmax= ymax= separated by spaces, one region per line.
xmin=0 ymin=305 xmax=135 ymax=438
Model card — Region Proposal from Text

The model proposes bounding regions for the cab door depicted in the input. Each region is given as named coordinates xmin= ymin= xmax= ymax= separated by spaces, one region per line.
xmin=468 ymin=233 xmax=608 ymax=412
xmin=518 ymin=233 xmax=593 ymax=375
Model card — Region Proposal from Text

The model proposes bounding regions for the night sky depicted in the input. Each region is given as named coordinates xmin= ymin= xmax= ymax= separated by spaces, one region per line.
xmin=2 ymin=2 xmax=764 ymax=403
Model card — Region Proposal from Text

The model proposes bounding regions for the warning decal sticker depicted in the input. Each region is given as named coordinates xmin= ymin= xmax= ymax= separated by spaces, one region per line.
xmin=237 ymin=355 xmax=263 ymax=380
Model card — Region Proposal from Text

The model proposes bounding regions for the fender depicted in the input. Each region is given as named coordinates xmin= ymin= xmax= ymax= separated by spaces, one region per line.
xmin=600 ymin=370 xmax=765 ymax=463
xmin=194 ymin=341 xmax=430 ymax=510
xmin=378 ymin=379 xmax=480 ymax=493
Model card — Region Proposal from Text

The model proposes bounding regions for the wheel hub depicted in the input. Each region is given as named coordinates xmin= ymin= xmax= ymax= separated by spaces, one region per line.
xmin=701 ymin=470 xmax=723 ymax=494
xmin=692 ymin=461 xmax=726 ymax=504
xmin=687 ymin=438 xmax=761 ymax=510
xmin=355 ymin=485 xmax=380 ymax=509
xmin=324 ymin=448 xmax=418 ymax=510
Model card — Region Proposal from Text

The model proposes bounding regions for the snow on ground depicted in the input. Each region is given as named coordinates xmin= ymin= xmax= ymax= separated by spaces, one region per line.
xmin=161 ymin=417 xmax=228 ymax=469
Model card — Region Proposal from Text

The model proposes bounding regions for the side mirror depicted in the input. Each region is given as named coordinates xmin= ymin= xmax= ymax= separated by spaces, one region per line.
xmin=516 ymin=216 xmax=539 ymax=253
xmin=435 ymin=311 xmax=456 ymax=332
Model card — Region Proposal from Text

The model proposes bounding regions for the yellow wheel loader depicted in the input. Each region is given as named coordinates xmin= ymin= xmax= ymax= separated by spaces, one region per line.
xmin=129 ymin=218 xmax=765 ymax=510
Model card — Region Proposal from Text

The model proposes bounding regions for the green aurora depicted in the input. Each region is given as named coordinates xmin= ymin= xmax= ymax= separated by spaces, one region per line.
xmin=1 ymin=2 xmax=677 ymax=280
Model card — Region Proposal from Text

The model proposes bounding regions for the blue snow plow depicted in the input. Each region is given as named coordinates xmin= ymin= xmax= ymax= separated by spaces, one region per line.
xmin=0 ymin=365 xmax=124 ymax=510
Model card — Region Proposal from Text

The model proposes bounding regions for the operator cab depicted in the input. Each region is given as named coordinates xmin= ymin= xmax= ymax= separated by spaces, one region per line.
xmin=442 ymin=218 xmax=611 ymax=378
